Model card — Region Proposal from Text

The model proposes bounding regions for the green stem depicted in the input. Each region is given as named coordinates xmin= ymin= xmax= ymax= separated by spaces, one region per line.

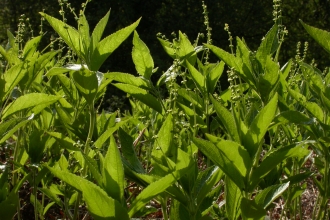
xmin=161 ymin=197 xmax=168 ymax=220
xmin=73 ymin=104 xmax=95 ymax=220
xmin=13 ymin=122 xmax=23 ymax=220
xmin=33 ymin=168 xmax=38 ymax=220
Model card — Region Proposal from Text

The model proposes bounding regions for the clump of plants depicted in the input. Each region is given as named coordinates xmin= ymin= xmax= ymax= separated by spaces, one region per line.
xmin=0 ymin=0 xmax=330 ymax=219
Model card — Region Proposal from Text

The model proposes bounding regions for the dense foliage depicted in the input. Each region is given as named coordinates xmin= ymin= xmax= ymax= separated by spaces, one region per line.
xmin=0 ymin=0 xmax=330 ymax=219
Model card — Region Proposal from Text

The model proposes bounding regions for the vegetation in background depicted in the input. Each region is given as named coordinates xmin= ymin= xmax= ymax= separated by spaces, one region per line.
xmin=0 ymin=0 xmax=330 ymax=219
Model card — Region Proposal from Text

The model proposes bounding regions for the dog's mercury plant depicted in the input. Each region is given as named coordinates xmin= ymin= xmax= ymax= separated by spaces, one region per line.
xmin=0 ymin=0 xmax=330 ymax=219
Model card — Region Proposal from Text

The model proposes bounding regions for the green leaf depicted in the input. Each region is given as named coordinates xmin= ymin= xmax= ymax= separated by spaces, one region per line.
xmin=71 ymin=68 xmax=98 ymax=105
xmin=47 ymin=166 xmax=129 ymax=220
xmin=104 ymin=72 xmax=150 ymax=89
xmin=78 ymin=13 xmax=90 ymax=57
xmin=0 ymin=192 xmax=19 ymax=220
xmin=207 ymin=61 xmax=225 ymax=94
xmin=300 ymin=20 xmax=330 ymax=54
xmin=103 ymin=135 xmax=125 ymax=204
xmin=47 ymin=132 xmax=80 ymax=151
xmin=210 ymin=95 xmax=240 ymax=142
xmin=22 ymin=36 xmax=42 ymax=59
xmin=258 ymin=56 xmax=280 ymax=102
xmin=256 ymin=24 xmax=278 ymax=65
xmin=132 ymin=31 xmax=154 ymax=79
xmin=90 ymin=18 xmax=140 ymax=71
xmin=114 ymin=83 xmax=163 ymax=114
xmin=90 ymin=10 xmax=110 ymax=56
xmin=273 ymin=110 xmax=312 ymax=126
xmin=250 ymin=141 xmax=311 ymax=189
xmin=301 ymin=63 xmax=325 ymax=94
xmin=128 ymin=168 xmax=186 ymax=218
xmin=288 ymin=88 xmax=324 ymax=122
xmin=240 ymin=198 xmax=266 ymax=220
xmin=243 ymin=93 xmax=278 ymax=158
xmin=152 ymin=114 xmax=173 ymax=162
xmin=194 ymin=166 xmax=223 ymax=207
xmin=255 ymin=182 xmax=290 ymax=209
xmin=186 ymin=61 xmax=205 ymax=94
xmin=192 ymin=137 xmax=248 ymax=190
xmin=83 ymin=153 xmax=103 ymax=186
xmin=157 ymin=37 xmax=176 ymax=58
xmin=40 ymin=13 xmax=82 ymax=58
xmin=225 ymin=177 xmax=242 ymax=220
xmin=119 ymin=128 xmax=145 ymax=174
xmin=2 ymin=62 xmax=26 ymax=101
xmin=1 ymin=93 xmax=62 ymax=120
xmin=177 ymin=31 xmax=196 ymax=65
xmin=206 ymin=44 xmax=257 ymax=90
xmin=94 ymin=120 xmax=127 ymax=149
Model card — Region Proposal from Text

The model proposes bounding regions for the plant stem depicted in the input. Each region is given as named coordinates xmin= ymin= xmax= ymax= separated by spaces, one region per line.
xmin=73 ymin=104 xmax=95 ymax=220
xmin=33 ymin=167 xmax=38 ymax=220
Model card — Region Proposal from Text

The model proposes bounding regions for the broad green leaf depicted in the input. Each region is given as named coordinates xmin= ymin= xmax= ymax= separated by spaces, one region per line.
xmin=255 ymin=182 xmax=290 ymax=209
xmin=300 ymin=20 xmax=330 ymax=54
xmin=177 ymin=103 xmax=206 ymax=130
xmin=90 ymin=18 xmax=140 ymax=71
xmin=47 ymin=132 xmax=80 ymax=151
xmin=114 ymin=83 xmax=163 ymax=114
xmin=250 ymin=141 xmax=311 ymax=189
xmin=207 ymin=61 xmax=225 ymax=94
xmin=177 ymin=31 xmax=196 ymax=65
xmin=258 ymin=56 xmax=280 ymax=102
xmin=206 ymin=134 xmax=252 ymax=178
xmin=45 ymin=67 xmax=70 ymax=76
xmin=152 ymin=114 xmax=173 ymax=162
xmin=273 ymin=110 xmax=312 ymax=126
xmin=0 ymin=117 xmax=30 ymax=144
xmin=83 ymin=153 xmax=103 ymax=187
xmin=169 ymin=199 xmax=190 ymax=220
xmin=225 ymin=177 xmax=242 ymax=220
xmin=26 ymin=128 xmax=48 ymax=164
xmin=177 ymin=88 xmax=203 ymax=110
xmin=236 ymin=37 xmax=255 ymax=84
xmin=243 ymin=93 xmax=278 ymax=158
xmin=158 ymin=37 xmax=176 ymax=59
xmin=288 ymin=88 xmax=324 ymax=122
xmin=47 ymin=166 xmax=129 ymax=220
xmin=90 ymin=11 xmax=110 ymax=54
xmin=192 ymin=137 xmax=247 ymax=189
xmin=94 ymin=121 xmax=127 ymax=149
xmin=103 ymin=135 xmax=125 ymax=205
xmin=104 ymin=72 xmax=150 ymax=89
xmin=128 ymin=167 xmax=188 ymax=218
xmin=78 ymin=13 xmax=90 ymax=57
xmin=40 ymin=13 xmax=82 ymax=58
xmin=205 ymin=44 xmax=240 ymax=71
xmin=119 ymin=128 xmax=145 ymax=174
xmin=0 ymin=45 xmax=20 ymax=66
xmin=2 ymin=62 xmax=26 ymax=101
xmin=1 ymin=93 xmax=62 ymax=120
xmin=240 ymin=198 xmax=266 ymax=220
xmin=256 ymin=24 xmax=278 ymax=65
xmin=186 ymin=61 xmax=205 ymax=94
xmin=206 ymin=44 xmax=257 ymax=90
xmin=132 ymin=31 xmax=154 ymax=79
xmin=71 ymin=68 xmax=98 ymax=105
xmin=301 ymin=63 xmax=325 ymax=94
xmin=210 ymin=95 xmax=240 ymax=142
xmin=194 ymin=166 xmax=223 ymax=207
xmin=22 ymin=36 xmax=42 ymax=59
xmin=321 ymin=92 xmax=330 ymax=114
xmin=0 ymin=192 xmax=19 ymax=220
